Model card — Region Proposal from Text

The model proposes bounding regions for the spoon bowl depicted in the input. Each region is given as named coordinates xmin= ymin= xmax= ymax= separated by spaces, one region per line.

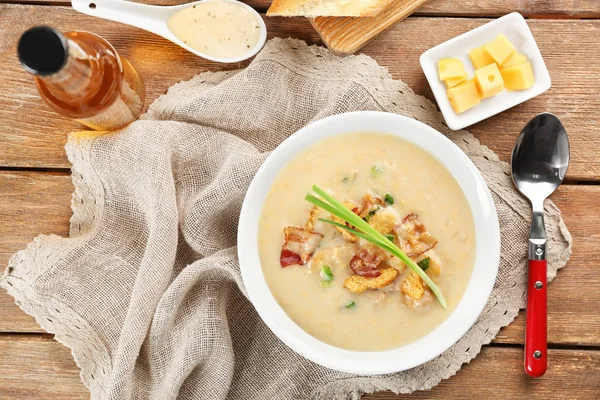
xmin=510 ymin=112 xmax=569 ymax=378
xmin=72 ymin=0 xmax=267 ymax=63
xmin=512 ymin=113 xmax=570 ymax=203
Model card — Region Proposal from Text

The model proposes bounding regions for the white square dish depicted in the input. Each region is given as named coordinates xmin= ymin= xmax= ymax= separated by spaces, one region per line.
xmin=420 ymin=12 xmax=551 ymax=131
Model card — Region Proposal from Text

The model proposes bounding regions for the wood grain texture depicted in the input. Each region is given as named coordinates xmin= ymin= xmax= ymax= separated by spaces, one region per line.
xmin=310 ymin=0 xmax=430 ymax=55
xmin=363 ymin=347 xmax=600 ymax=399
xmin=0 ymin=7 xmax=599 ymax=179
xmin=0 ymin=335 xmax=598 ymax=400
xmin=1 ymin=171 xmax=599 ymax=347
xmin=1 ymin=0 xmax=599 ymax=18
xmin=0 ymin=171 xmax=73 ymax=332
xmin=0 ymin=335 xmax=89 ymax=400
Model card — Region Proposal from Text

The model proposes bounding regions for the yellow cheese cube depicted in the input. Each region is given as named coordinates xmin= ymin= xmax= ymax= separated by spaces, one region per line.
xmin=474 ymin=63 xmax=504 ymax=99
xmin=469 ymin=47 xmax=496 ymax=70
xmin=484 ymin=33 xmax=516 ymax=65
xmin=447 ymin=79 xmax=480 ymax=114
xmin=501 ymin=51 xmax=528 ymax=68
xmin=438 ymin=58 xmax=466 ymax=80
xmin=444 ymin=72 xmax=468 ymax=88
xmin=500 ymin=62 xmax=535 ymax=91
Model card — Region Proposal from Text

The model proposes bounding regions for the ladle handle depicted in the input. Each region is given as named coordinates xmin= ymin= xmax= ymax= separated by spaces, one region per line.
xmin=525 ymin=259 xmax=547 ymax=377
xmin=71 ymin=0 xmax=171 ymax=37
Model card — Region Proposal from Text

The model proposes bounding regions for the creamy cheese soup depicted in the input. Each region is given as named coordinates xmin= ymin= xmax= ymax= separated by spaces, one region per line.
xmin=258 ymin=133 xmax=476 ymax=351
xmin=167 ymin=1 xmax=262 ymax=59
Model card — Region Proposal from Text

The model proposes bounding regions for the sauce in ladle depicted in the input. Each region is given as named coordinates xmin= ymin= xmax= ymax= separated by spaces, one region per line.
xmin=167 ymin=1 xmax=262 ymax=59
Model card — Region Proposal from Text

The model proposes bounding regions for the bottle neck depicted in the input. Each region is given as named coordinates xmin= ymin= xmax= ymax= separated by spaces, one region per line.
xmin=39 ymin=39 xmax=94 ymax=97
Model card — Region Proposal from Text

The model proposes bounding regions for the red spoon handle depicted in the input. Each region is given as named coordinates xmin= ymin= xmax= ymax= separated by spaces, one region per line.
xmin=525 ymin=259 xmax=547 ymax=377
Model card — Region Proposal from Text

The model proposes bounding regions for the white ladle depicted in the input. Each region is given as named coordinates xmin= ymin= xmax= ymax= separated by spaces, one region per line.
xmin=71 ymin=0 xmax=267 ymax=63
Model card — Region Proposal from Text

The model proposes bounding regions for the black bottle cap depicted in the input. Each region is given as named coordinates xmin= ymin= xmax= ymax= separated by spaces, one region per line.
xmin=18 ymin=26 xmax=68 ymax=76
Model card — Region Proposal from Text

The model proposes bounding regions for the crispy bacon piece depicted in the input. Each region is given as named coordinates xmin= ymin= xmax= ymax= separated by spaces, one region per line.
xmin=280 ymin=226 xmax=323 ymax=267
xmin=394 ymin=213 xmax=438 ymax=257
xmin=349 ymin=248 xmax=382 ymax=277
xmin=280 ymin=249 xmax=302 ymax=267
xmin=358 ymin=193 xmax=386 ymax=218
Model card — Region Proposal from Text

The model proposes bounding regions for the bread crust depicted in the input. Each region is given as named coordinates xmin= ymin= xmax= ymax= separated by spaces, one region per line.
xmin=266 ymin=0 xmax=394 ymax=17
xmin=343 ymin=267 xmax=399 ymax=293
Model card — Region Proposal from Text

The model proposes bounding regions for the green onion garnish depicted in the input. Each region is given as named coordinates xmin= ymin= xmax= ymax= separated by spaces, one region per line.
xmin=363 ymin=206 xmax=380 ymax=222
xmin=306 ymin=185 xmax=446 ymax=308
xmin=418 ymin=257 xmax=431 ymax=271
xmin=320 ymin=280 xmax=331 ymax=288
xmin=385 ymin=193 xmax=394 ymax=205
xmin=371 ymin=165 xmax=384 ymax=177
xmin=345 ymin=300 xmax=355 ymax=308
xmin=320 ymin=265 xmax=334 ymax=281
xmin=342 ymin=177 xmax=349 ymax=183
xmin=384 ymin=234 xmax=395 ymax=242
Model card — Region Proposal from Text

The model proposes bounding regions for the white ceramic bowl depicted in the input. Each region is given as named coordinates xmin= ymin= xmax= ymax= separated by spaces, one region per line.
xmin=238 ymin=111 xmax=500 ymax=374
xmin=420 ymin=12 xmax=551 ymax=131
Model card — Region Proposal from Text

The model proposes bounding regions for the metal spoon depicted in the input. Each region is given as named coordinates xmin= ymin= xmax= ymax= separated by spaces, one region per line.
xmin=71 ymin=0 xmax=267 ymax=63
xmin=511 ymin=113 xmax=570 ymax=377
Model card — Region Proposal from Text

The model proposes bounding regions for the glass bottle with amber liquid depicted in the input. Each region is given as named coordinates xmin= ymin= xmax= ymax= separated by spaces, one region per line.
xmin=18 ymin=26 xmax=145 ymax=131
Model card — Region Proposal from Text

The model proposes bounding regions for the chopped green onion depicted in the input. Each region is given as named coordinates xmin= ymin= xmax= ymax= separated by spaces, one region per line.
xmin=345 ymin=300 xmax=355 ymax=308
xmin=384 ymin=193 xmax=394 ymax=205
xmin=384 ymin=234 xmax=395 ymax=242
xmin=320 ymin=265 xmax=334 ymax=281
xmin=418 ymin=257 xmax=431 ymax=271
xmin=320 ymin=280 xmax=331 ymax=288
xmin=363 ymin=206 xmax=380 ymax=222
xmin=306 ymin=185 xmax=446 ymax=308
xmin=343 ymin=170 xmax=358 ymax=183
xmin=371 ymin=165 xmax=384 ymax=177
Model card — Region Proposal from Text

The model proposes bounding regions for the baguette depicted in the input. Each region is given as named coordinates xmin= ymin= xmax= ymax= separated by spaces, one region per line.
xmin=266 ymin=0 xmax=395 ymax=17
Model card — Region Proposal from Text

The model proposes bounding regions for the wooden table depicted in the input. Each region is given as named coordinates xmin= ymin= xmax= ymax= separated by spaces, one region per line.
xmin=1 ymin=0 xmax=599 ymax=398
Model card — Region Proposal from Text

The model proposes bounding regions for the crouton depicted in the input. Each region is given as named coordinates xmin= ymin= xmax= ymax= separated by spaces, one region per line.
xmin=343 ymin=267 xmax=399 ymax=293
xmin=305 ymin=205 xmax=319 ymax=231
xmin=386 ymin=256 xmax=406 ymax=273
xmin=332 ymin=201 xmax=359 ymax=242
xmin=368 ymin=207 xmax=398 ymax=235
xmin=401 ymin=271 xmax=425 ymax=300
xmin=414 ymin=250 xmax=442 ymax=278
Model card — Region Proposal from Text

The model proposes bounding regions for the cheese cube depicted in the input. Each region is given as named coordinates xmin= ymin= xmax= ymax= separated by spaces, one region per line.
xmin=469 ymin=47 xmax=496 ymax=70
xmin=500 ymin=62 xmax=535 ymax=91
xmin=484 ymin=33 xmax=516 ymax=65
xmin=438 ymin=58 xmax=466 ymax=80
xmin=474 ymin=63 xmax=504 ymax=99
xmin=444 ymin=72 xmax=468 ymax=88
xmin=501 ymin=51 xmax=528 ymax=68
xmin=447 ymin=79 xmax=480 ymax=114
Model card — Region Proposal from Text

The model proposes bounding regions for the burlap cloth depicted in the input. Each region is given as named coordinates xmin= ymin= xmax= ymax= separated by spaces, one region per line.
xmin=1 ymin=38 xmax=572 ymax=399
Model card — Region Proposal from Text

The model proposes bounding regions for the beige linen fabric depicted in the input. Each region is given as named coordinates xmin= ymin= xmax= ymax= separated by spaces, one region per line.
xmin=1 ymin=38 xmax=571 ymax=399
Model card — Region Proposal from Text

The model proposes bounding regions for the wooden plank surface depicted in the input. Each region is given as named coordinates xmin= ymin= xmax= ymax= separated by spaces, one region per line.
xmin=1 ymin=0 xmax=599 ymax=18
xmin=0 ymin=1 xmax=598 ymax=398
xmin=0 ymin=335 xmax=598 ymax=400
xmin=1 ymin=172 xmax=599 ymax=346
xmin=0 ymin=172 xmax=73 ymax=332
xmin=311 ymin=0 xmax=430 ymax=55
xmin=0 ymin=335 xmax=88 ymax=400
xmin=1 ymin=6 xmax=599 ymax=181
